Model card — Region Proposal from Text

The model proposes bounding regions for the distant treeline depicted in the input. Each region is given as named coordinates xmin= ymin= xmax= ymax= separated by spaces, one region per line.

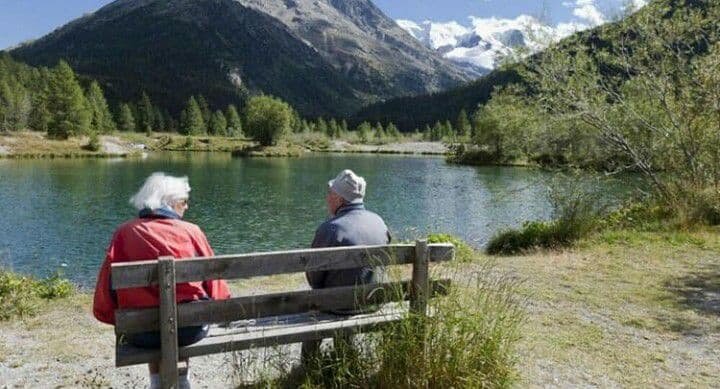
xmin=0 ymin=53 xmax=476 ymax=145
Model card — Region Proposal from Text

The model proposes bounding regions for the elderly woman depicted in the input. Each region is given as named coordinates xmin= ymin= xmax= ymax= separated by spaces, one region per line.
xmin=93 ymin=172 xmax=230 ymax=389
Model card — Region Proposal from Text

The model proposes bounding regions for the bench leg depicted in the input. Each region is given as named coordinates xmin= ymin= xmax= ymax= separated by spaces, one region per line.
xmin=301 ymin=339 xmax=321 ymax=366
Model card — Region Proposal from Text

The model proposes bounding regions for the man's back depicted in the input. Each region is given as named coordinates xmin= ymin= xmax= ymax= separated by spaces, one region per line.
xmin=307 ymin=203 xmax=390 ymax=289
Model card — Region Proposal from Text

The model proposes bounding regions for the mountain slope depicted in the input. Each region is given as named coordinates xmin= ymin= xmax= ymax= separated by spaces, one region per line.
xmin=353 ymin=0 xmax=720 ymax=131
xmin=10 ymin=0 xmax=470 ymax=117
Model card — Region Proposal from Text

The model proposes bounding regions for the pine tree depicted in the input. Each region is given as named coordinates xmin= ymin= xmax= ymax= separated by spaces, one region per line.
xmin=154 ymin=107 xmax=166 ymax=132
xmin=137 ymin=92 xmax=154 ymax=133
xmin=423 ymin=124 xmax=432 ymax=141
xmin=208 ymin=110 xmax=227 ymax=136
xmin=316 ymin=117 xmax=328 ymax=135
xmin=29 ymin=68 xmax=52 ymax=133
xmin=431 ymin=121 xmax=443 ymax=141
xmin=328 ymin=119 xmax=339 ymax=138
xmin=180 ymin=96 xmax=206 ymax=135
xmin=357 ymin=121 xmax=371 ymax=143
xmin=443 ymin=120 xmax=454 ymax=139
xmin=374 ymin=122 xmax=386 ymax=140
xmin=456 ymin=109 xmax=471 ymax=138
xmin=118 ymin=103 xmax=136 ymax=132
xmin=225 ymin=104 xmax=243 ymax=137
xmin=0 ymin=80 xmax=31 ymax=132
xmin=196 ymin=95 xmax=211 ymax=125
xmin=386 ymin=122 xmax=401 ymax=139
xmin=47 ymin=61 xmax=91 ymax=139
xmin=87 ymin=81 xmax=116 ymax=134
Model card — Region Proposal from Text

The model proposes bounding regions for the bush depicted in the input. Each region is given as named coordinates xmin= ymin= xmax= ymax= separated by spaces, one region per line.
xmin=0 ymin=270 xmax=74 ymax=321
xmin=487 ymin=172 xmax=602 ymax=255
xmin=81 ymin=132 xmax=101 ymax=152
xmin=427 ymin=233 xmax=475 ymax=262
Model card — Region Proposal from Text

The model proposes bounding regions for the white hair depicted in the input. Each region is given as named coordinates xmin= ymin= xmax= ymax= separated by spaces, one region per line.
xmin=130 ymin=172 xmax=191 ymax=211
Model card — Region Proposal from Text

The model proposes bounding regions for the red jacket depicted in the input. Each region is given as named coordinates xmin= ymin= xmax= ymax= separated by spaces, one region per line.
xmin=93 ymin=215 xmax=231 ymax=325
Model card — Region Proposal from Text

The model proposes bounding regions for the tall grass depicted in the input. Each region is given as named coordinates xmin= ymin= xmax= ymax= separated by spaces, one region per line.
xmin=232 ymin=261 xmax=525 ymax=388
xmin=0 ymin=269 xmax=74 ymax=320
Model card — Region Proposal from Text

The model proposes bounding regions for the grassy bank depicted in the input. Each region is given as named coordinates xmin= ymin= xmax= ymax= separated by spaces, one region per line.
xmin=1 ymin=229 xmax=717 ymax=387
xmin=0 ymin=131 xmax=448 ymax=159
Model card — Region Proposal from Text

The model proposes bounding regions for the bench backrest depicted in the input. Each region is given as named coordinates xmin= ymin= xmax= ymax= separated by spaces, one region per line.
xmin=111 ymin=241 xmax=454 ymax=334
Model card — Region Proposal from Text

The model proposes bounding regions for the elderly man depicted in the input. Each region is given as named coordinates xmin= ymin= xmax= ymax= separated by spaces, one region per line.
xmin=302 ymin=169 xmax=391 ymax=362
xmin=306 ymin=169 xmax=391 ymax=292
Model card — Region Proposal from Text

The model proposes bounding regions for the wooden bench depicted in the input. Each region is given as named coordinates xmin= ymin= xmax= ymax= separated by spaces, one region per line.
xmin=111 ymin=240 xmax=455 ymax=388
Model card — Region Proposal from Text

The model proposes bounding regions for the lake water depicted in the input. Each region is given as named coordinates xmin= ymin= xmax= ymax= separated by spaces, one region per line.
xmin=0 ymin=153 xmax=633 ymax=286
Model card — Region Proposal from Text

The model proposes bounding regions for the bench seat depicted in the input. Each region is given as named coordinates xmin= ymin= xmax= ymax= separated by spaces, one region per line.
xmin=117 ymin=304 xmax=407 ymax=366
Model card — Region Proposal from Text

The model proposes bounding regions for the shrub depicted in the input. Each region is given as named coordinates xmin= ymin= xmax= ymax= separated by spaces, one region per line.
xmin=0 ymin=269 xmax=74 ymax=321
xmin=82 ymin=132 xmax=101 ymax=152
xmin=427 ymin=233 xmax=475 ymax=262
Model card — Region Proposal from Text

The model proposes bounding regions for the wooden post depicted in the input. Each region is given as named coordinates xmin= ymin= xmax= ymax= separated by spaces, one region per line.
xmin=410 ymin=240 xmax=429 ymax=316
xmin=158 ymin=257 xmax=179 ymax=389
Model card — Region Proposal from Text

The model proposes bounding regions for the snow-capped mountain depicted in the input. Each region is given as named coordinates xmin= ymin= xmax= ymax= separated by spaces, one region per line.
xmin=398 ymin=15 xmax=589 ymax=75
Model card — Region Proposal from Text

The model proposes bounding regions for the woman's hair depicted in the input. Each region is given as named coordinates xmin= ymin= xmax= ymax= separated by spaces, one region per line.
xmin=130 ymin=172 xmax=191 ymax=211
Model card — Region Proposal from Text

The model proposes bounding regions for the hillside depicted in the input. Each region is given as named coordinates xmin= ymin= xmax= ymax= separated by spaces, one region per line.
xmin=10 ymin=0 xmax=470 ymax=118
xmin=353 ymin=0 xmax=720 ymax=131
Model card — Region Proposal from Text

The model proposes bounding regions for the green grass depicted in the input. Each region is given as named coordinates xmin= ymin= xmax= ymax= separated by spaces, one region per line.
xmin=0 ymin=269 xmax=74 ymax=320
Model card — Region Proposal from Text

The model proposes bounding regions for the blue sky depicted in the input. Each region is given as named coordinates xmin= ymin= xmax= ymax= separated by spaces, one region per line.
xmin=0 ymin=0 xmax=632 ymax=50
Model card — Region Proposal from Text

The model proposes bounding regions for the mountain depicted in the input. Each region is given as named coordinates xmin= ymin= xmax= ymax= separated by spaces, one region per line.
xmin=397 ymin=16 xmax=587 ymax=77
xmin=352 ymin=0 xmax=719 ymax=131
xmin=10 ymin=0 xmax=471 ymax=117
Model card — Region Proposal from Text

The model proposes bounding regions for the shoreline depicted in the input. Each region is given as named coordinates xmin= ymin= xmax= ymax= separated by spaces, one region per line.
xmin=0 ymin=131 xmax=451 ymax=159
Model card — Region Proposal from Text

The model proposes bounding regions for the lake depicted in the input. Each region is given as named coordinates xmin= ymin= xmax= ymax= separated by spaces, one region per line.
xmin=0 ymin=153 xmax=633 ymax=286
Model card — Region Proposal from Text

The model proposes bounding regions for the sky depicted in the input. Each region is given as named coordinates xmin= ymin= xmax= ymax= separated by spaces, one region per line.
xmin=0 ymin=0 xmax=638 ymax=50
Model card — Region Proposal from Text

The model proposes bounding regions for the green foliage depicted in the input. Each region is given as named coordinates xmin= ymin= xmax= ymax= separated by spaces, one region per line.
xmin=86 ymin=81 xmax=116 ymax=134
xmin=82 ymin=131 xmax=102 ymax=152
xmin=137 ymin=92 xmax=154 ymax=133
xmin=455 ymin=108 xmax=471 ymax=138
xmin=427 ymin=233 xmax=475 ymax=262
xmin=180 ymin=96 xmax=206 ymax=135
xmin=208 ymin=110 xmax=227 ymax=136
xmin=117 ymin=103 xmax=136 ymax=132
xmin=196 ymin=95 xmax=211 ymax=125
xmin=46 ymin=60 xmax=92 ymax=139
xmin=225 ymin=104 xmax=243 ymax=137
xmin=244 ymin=95 xmax=294 ymax=146
xmin=356 ymin=121 xmax=371 ymax=143
xmin=0 ymin=269 xmax=74 ymax=321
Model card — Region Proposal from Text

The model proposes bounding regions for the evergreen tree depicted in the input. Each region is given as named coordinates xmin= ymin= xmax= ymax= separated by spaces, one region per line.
xmin=196 ymin=95 xmax=211 ymax=125
xmin=316 ymin=117 xmax=328 ymax=135
xmin=0 ymin=80 xmax=31 ymax=132
xmin=87 ymin=81 xmax=116 ymax=134
xmin=29 ymin=68 xmax=52 ymax=133
xmin=180 ymin=96 xmax=206 ymax=135
xmin=456 ymin=109 xmax=471 ymax=138
xmin=226 ymin=104 xmax=243 ymax=137
xmin=154 ymin=107 xmax=166 ymax=132
xmin=118 ymin=103 xmax=136 ymax=132
xmin=423 ymin=124 xmax=432 ymax=141
xmin=357 ymin=121 xmax=371 ymax=143
xmin=208 ymin=110 xmax=227 ymax=136
xmin=386 ymin=122 xmax=401 ymax=139
xmin=328 ymin=119 xmax=339 ymax=138
xmin=431 ymin=121 xmax=443 ymax=141
xmin=47 ymin=61 xmax=91 ymax=139
xmin=137 ymin=92 xmax=155 ymax=133
xmin=374 ymin=122 xmax=386 ymax=140
xmin=443 ymin=120 xmax=454 ymax=139
xmin=340 ymin=119 xmax=349 ymax=134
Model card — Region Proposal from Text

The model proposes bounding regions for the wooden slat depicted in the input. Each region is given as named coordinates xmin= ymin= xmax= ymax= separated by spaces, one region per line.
xmin=117 ymin=306 xmax=406 ymax=367
xmin=410 ymin=240 xmax=430 ymax=315
xmin=158 ymin=258 xmax=179 ymax=389
xmin=111 ymin=243 xmax=454 ymax=290
xmin=115 ymin=279 xmax=452 ymax=334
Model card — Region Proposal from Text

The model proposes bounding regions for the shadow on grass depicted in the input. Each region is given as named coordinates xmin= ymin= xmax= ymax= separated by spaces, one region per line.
xmin=661 ymin=262 xmax=720 ymax=334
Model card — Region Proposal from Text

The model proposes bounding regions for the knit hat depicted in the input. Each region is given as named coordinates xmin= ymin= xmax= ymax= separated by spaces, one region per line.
xmin=328 ymin=169 xmax=366 ymax=204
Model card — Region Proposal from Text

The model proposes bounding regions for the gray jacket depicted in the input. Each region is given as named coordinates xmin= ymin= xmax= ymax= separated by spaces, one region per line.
xmin=306 ymin=203 xmax=391 ymax=290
